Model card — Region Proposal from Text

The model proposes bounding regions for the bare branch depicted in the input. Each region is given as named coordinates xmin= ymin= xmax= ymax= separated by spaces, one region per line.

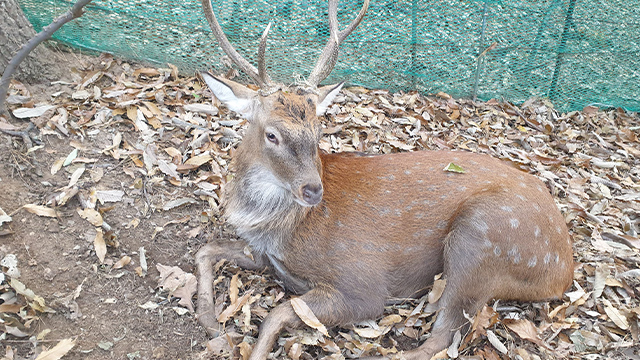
xmin=201 ymin=0 xmax=273 ymax=89
xmin=0 ymin=122 xmax=36 ymax=149
xmin=307 ymin=0 xmax=370 ymax=88
xmin=0 ymin=0 xmax=94 ymax=116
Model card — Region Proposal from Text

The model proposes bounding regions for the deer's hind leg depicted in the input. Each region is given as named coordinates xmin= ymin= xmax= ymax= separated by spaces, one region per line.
xmin=401 ymin=220 xmax=497 ymax=359
xmin=405 ymin=192 xmax=568 ymax=359
xmin=196 ymin=241 xmax=268 ymax=337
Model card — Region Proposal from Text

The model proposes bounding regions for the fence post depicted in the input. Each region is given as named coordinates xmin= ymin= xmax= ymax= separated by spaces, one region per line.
xmin=472 ymin=1 xmax=489 ymax=101
xmin=549 ymin=0 xmax=577 ymax=101
xmin=410 ymin=0 xmax=417 ymax=89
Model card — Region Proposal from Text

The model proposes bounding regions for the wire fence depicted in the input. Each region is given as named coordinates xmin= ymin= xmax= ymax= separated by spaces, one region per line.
xmin=17 ymin=0 xmax=640 ymax=112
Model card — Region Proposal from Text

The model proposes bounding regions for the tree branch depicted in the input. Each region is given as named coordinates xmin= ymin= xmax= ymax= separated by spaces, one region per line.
xmin=0 ymin=0 xmax=93 ymax=116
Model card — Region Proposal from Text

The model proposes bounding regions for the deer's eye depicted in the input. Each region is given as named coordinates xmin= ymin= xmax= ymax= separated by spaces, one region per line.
xmin=266 ymin=132 xmax=279 ymax=145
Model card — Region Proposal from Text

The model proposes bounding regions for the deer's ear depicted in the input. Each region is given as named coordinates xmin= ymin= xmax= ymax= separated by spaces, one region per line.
xmin=201 ymin=72 xmax=258 ymax=120
xmin=315 ymin=82 xmax=344 ymax=116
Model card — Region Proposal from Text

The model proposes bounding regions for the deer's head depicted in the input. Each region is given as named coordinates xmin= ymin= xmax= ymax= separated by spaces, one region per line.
xmin=201 ymin=0 xmax=369 ymax=207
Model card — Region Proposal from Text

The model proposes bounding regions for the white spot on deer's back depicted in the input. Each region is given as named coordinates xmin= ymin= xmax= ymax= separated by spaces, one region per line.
xmin=516 ymin=194 xmax=526 ymax=201
xmin=417 ymin=179 xmax=424 ymax=184
xmin=413 ymin=228 xmax=434 ymax=239
xmin=404 ymin=170 xmax=412 ymax=175
xmin=528 ymin=256 xmax=537 ymax=268
xmin=510 ymin=218 xmax=520 ymax=229
xmin=379 ymin=207 xmax=391 ymax=216
xmin=544 ymin=253 xmax=552 ymax=264
xmin=437 ymin=220 xmax=448 ymax=229
xmin=423 ymin=199 xmax=436 ymax=206
xmin=508 ymin=246 xmax=521 ymax=264
xmin=501 ymin=206 xmax=513 ymax=212
xmin=554 ymin=253 xmax=560 ymax=263
xmin=519 ymin=182 xmax=527 ymax=188
xmin=534 ymin=225 xmax=541 ymax=238
xmin=533 ymin=203 xmax=541 ymax=212
xmin=457 ymin=186 xmax=468 ymax=192
xmin=556 ymin=226 xmax=563 ymax=234
xmin=494 ymin=246 xmax=502 ymax=256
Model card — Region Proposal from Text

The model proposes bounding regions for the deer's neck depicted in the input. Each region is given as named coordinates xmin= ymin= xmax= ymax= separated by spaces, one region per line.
xmin=224 ymin=164 xmax=309 ymax=258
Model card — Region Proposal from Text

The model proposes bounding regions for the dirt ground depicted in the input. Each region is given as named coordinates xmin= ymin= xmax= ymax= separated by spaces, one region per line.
xmin=0 ymin=126 xmax=212 ymax=359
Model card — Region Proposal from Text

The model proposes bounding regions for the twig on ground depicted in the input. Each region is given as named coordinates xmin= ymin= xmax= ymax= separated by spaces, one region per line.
xmin=0 ymin=122 xmax=36 ymax=148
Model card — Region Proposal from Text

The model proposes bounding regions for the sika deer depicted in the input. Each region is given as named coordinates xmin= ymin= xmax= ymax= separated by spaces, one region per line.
xmin=196 ymin=1 xmax=574 ymax=359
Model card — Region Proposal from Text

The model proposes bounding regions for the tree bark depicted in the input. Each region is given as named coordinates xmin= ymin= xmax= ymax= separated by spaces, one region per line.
xmin=0 ymin=0 xmax=65 ymax=83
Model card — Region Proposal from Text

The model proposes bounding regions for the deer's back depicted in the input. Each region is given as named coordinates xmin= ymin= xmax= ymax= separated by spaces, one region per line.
xmin=281 ymin=150 xmax=572 ymax=302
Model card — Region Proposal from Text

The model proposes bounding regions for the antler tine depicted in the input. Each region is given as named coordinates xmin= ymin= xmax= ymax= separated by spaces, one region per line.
xmin=258 ymin=22 xmax=272 ymax=89
xmin=201 ymin=0 xmax=273 ymax=89
xmin=307 ymin=0 xmax=370 ymax=88
xmin=337 ymin=0 xmax=370 ymax=43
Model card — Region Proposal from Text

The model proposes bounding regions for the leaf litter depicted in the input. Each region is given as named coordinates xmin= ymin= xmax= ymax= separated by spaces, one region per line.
xmin=0 ymin=53 xmax=638 ymax=359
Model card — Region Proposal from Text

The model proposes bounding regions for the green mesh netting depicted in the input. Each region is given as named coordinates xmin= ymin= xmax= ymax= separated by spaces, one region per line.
xmin=17 ymin=0 xmax=640 ymax=112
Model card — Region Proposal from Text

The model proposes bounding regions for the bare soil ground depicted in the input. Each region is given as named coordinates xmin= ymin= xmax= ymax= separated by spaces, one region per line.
xmin=1 ymin=52 xmax=639 ymax=360
xmin=0 ymin=124 xmax=210 ymax=359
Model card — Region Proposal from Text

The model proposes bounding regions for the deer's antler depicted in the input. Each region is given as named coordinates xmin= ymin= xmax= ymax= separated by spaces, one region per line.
xmin=307 ymin=0 xmax=370 ymax=88
xmin=202 ymin=0 xmax=369 ymax=92
xmin=201 ymin=0 xmax=274 ymax=91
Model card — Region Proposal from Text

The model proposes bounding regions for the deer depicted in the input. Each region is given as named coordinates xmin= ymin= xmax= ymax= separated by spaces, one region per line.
xmin=195 ymin=0 xmax=574 ymax=359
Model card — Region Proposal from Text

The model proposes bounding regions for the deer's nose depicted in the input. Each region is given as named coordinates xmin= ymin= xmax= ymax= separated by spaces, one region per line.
xmin=301 ymin=183 xmax=323 ymax=205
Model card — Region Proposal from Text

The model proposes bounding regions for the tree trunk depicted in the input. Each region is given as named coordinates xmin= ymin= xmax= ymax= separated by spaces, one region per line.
xmin=0 ymin=0 xmax=66 ymax=83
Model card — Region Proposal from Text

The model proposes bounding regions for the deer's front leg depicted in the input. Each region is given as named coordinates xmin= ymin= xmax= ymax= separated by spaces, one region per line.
xmin=249 ymin=285 xmax=385 ymax=360
xmin=196 ymin=241 xmax=268 ymax=337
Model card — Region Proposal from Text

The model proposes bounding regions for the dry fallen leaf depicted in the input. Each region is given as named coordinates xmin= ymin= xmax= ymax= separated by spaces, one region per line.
xmin=156 ymin=264 xmax=198 ymax=312
xmin=162 ymin=197 xmax=198 ymax=211
xmin=504 ymin=318 xmax=546 ymax=347
xmin=486 ymin=329 xmax=507 ymax=354
xmin=34 ymin=338 xmax=76 ymax=360
xmin=602 ymin=299 xmax=629 ymax=330
xmin=13 ymin=105 xmax=56 ymax=119
xmin=23 ymin=204 xmax=57 ymax=218
xmin=291 ymin=297 xmax=329 ymax=336
xmin=94 ymin=229 xmax=106 ymax=263
xmin=185 ymin=153 xmax=213 ymax=167
xmin=113 ymin=255 xmax=131 ymax=269
xmin=428 ymin=278 xmax=446 ymax=304
xmin=217 ymin=290 xmax=253 ymax=323
xmin=95 ymin=190 xmax=125 ymax=204
xmin=77 ymin=208 xmax=103 ymax=226
xmin=0 ymin=206 xmax=11 ymax=226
